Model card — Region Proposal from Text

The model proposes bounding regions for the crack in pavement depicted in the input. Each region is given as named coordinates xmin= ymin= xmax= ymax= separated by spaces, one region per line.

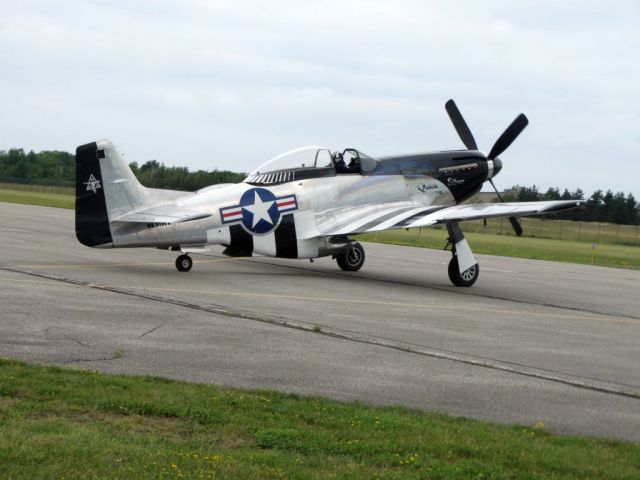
xmin=62 ymin=334 xmax=92 ymax=349
xmin=3 ymin=265 xmax=640 ymax=402
xmin=61 ymin=356 xmax=119 ymax=365
xmin=139 ymin=323 xmax=164 ymax=338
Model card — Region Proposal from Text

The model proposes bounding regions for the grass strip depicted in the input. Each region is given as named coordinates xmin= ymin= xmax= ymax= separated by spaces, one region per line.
xmin=0 ymin=189 xmax=74 ymax=209
xmin=0 ymin=359 xmax=638 ymax=479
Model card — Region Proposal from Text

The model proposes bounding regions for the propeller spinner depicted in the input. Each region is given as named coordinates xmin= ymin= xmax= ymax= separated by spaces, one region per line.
xmin=445 ymin=99 xmax=527 ymax=236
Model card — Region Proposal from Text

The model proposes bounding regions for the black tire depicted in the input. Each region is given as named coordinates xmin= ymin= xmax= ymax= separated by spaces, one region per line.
xmin=336 ymin=242 xmax=365 ymax=271
xmin=448 ymin=256 xmax=479 ymax=287
xmin=176 ymin=254 xmax=193 ymax=272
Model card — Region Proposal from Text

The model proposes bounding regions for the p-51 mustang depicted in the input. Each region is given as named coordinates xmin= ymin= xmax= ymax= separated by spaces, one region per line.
xmin=75 ymin=100 xmax=581 ymax=286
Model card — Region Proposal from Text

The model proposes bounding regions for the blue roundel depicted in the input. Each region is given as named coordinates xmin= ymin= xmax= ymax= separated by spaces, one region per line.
xmin=240 ymin=188 xmax=280 ymax=234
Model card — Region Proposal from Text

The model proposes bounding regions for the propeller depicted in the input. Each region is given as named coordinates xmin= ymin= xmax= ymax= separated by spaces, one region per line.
xmin=445 ymin=99 xmax=526 ymax=236
xmin=487 ymin=114 xmax=529 ymax=160
xmin=445 ymin=99 xmax=477 ymax=150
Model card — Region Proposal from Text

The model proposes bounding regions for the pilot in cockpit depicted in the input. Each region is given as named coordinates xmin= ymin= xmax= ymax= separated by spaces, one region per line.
xmin=346 ymin=156 xmax=359 ymax=173
xmin=333 ymin=151 xmax=360 ymax=174
xmin=333 ymin=152 xmax=347 ymax=173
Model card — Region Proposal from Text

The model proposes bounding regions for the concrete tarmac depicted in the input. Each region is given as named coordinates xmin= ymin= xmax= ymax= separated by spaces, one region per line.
xmin=1 ymin=202 xmax=640 ymax=440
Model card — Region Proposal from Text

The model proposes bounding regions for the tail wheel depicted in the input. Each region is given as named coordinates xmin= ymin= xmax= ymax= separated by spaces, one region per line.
xmin=176 ymin=254 xmax=193 ymax=272
xmin=337 ymin=242 xmax=365 ymax=271
xmin=448 ymin=256 xmax=479 ymax=287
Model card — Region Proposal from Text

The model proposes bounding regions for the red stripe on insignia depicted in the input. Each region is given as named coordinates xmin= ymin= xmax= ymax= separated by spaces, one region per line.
xmin=277 ymin=200 xmax=295 ymax=208
xmin=223 ymin=210 xmax=242 ymax=218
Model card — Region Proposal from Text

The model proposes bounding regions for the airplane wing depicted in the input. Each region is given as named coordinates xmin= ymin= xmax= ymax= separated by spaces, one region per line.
xmin=111 ymin=204 xmax=211 ymax=224
xmin=308 ymin=200 xmax=582 ymax=237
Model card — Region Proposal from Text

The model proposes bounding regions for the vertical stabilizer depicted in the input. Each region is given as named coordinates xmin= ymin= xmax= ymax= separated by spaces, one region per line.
xmin=95 ymin=139 xmax=147 ymax=218
xmin=75 ymin=140 xmax=147 ymax=247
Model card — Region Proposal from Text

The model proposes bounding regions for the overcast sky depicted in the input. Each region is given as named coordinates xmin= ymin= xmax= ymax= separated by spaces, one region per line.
xmin=1 ymin=0 xmax=638 ymax=197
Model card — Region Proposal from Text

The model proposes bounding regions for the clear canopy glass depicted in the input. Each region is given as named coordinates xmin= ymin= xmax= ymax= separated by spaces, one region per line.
xmin=250 ymin=146 xmax=333 ymax=176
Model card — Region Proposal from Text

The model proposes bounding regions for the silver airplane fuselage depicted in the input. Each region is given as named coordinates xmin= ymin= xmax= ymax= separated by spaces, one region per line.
xmin=103 ymin=149 xmax=494 ymax=259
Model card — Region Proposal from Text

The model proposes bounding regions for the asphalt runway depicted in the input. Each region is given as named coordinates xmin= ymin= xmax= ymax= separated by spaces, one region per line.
xmin=2 ymin=202 xmax=640 ymax=441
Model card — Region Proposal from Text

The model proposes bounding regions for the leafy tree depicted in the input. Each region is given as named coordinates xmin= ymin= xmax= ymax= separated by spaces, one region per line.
xmin=512 ymin=185 xmax=539 ymax=202
xmin=542 ymin=187 xmax=560 ymax=200
xmin=501 ymin=185 xmax=639 ymax=225
xmin=0 ymin=149 xmax=244 ymax=190
xmin=626 ymin=193 xmax=638 ymax=225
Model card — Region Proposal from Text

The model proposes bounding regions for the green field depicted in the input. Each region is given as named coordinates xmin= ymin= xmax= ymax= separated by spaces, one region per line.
xmin=359 ymin=228 xmax=640 ymax=269
xmin=0 ymin=184 xmax=74 ymax=209
xmin=1 ymin=359 xmax=638 ymax=479
xmin=0 ymin=182 xmax=73 ymax=195
xmin=451 ymin=217 xmax=640 ymax=246
xmin=1 ymin=183 xmax=639 ymax=269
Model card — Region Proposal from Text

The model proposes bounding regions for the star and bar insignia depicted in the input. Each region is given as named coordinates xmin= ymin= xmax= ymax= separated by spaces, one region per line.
xmin=220 ymin=187 xmax=298 ymax=235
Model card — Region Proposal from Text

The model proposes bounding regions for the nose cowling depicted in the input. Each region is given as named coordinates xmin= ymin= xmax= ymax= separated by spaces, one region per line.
xmin=487 ymin=157 xmax=502 ymax=179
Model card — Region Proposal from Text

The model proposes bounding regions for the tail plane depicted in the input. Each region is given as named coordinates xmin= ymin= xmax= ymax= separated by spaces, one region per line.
xmin=75 ymin=140 xmax=210 ymax=248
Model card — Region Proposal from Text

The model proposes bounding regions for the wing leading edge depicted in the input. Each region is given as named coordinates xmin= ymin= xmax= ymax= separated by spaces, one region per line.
xmin=310 ymin=200 xmax=582 ymax=237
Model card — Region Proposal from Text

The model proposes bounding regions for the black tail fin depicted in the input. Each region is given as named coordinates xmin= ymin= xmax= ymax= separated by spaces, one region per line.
xmin=75 ymin=142 xmax=113 ymax=247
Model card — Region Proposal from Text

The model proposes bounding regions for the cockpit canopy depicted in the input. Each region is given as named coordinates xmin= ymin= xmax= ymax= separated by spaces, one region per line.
xmin=245 ymin=146 xmax=377 ymax=185
xmin=249 ymin=146 xmax=333 ymax=176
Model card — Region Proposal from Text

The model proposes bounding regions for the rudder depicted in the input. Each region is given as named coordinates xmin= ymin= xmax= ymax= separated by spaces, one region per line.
xmin=75 ymin=142 xmax=113 ymax=247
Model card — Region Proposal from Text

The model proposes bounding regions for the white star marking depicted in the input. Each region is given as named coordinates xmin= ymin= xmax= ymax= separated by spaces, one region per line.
xmin=84 ymin=174 xmax=102 ymax=194
xmin=242 ymin=191 xmax=275 ymax=228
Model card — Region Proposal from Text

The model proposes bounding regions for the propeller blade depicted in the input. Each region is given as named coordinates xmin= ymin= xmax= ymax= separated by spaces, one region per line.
xmin=508 ymin=216 xmax=524 ymax=237
xmin=487 ymin=113 xmax=529 ymax=160
xmin=489 ymin=179 xmax=504 ymax=202
xmin=489 ymin=179 xmax=523 ymax=236
xmin=445 ymin=99 xmax=478 ymax=150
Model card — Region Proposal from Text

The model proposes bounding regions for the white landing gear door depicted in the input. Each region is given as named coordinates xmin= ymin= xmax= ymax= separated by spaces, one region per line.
xmin=454 ymin=238 xmax=476 ymax=273
xmin=446 ymin=222 xmax=478 ymax=273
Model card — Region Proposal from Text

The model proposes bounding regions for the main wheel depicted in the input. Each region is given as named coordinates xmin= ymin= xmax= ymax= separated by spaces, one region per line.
xmin=448 ymin=256 xmax=479 ymax=287
xmin=336 ymin=242 xmax=365 ymax=271
xmin=175 ymin=254 xmax=193 ymax=272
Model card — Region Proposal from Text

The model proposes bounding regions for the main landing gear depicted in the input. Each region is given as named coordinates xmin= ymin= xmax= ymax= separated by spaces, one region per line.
xmin=175 ymin=254 xmax=193 ymax=272
xmin=448 ymin=257 xmax=479 ymax=287
xmin=336 ymin=241 xmax=365 ymax=271
xmin=446 ymin=223 xmax=479 ymax=287
xmin=174 ymin=232 xmax=478 ymax=286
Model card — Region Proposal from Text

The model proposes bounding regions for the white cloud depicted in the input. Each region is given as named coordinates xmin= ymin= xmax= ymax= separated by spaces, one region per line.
xmin=0 ymin=0 xmax=638 ymax=197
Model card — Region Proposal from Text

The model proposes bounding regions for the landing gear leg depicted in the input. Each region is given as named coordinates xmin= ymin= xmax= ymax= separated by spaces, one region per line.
xmin=446 ymin=223 xmax=479 ymax=287
xmin=336 ymin=241 xmax=365 ymax=271
xmin=175 ymin=254 xmax=193 ymax=272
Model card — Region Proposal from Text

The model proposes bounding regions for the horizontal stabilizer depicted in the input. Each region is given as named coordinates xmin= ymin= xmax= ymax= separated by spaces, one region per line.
xmin=112 ymin=205 xmax=211 ymax=224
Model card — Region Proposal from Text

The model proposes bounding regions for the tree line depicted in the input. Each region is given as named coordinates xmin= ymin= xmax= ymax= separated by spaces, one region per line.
xmin=0 ymin=148 xmax=245 ymax=191
xmin=1 ymin=148 xmax=638 ymax=225
xmin=128 ymin=160 xmax=245 ymax=191
xmin=0 ymin=148 xmax=75 ymax=185
xmin=503 ymin=185 xmax=639 ymax=225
